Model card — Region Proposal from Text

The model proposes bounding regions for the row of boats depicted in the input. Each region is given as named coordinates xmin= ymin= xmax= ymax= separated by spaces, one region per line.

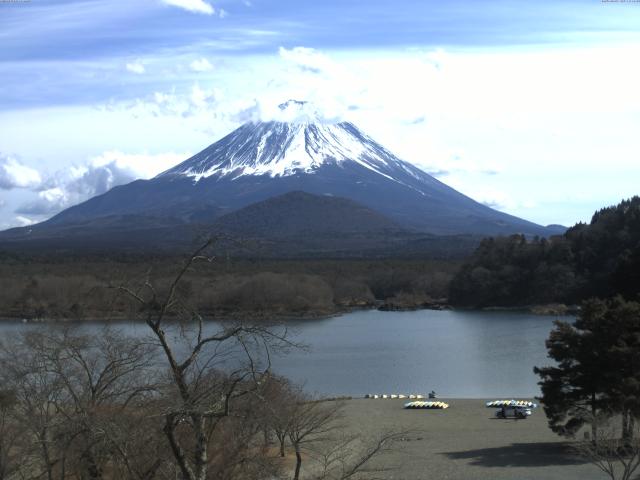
xmin=364 ymin=395 xmax=538 ymax=415
xmin=401 ymin=399 xmax=538 ymax=414
xmin=404 ymin=401 xmax=449 ymax=409
xmin=404 ymin=400 xmax=538 ymax=412
xmin=485 ymin=400 xmax=537 ymax=408
xmin=365 ymin=395 xmax=537 ymax=406
xmin=364 ymin=394 xmax=426 ymax=399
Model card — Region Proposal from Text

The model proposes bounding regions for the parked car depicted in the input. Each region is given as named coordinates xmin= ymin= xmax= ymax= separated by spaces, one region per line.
xmin=495 ymin=405 xmax=532 ymax=419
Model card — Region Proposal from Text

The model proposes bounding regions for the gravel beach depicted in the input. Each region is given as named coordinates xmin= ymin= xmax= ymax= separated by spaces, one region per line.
xmin=336 ymin=398 xmax=602 ymax=480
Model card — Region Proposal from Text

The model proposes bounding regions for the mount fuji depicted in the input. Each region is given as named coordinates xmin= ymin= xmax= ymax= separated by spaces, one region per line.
xmin=0 ymin=101 xmax=563 ymax=254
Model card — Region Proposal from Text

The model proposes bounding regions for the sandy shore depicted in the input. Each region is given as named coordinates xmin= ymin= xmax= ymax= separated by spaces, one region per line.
xmin=336 ymin=398 xmax=601 ymax=480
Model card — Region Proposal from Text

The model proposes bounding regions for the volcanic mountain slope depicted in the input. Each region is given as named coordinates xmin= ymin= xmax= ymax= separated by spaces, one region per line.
xmin=213 ymin=191 xmax=403 ymax=237
xmin=208 ymin=191 xmax=486 ymax=258
xmin=0 ymin=191 xmax=481 ymax=258
xmin=0 ymin=102 xmax=563 ymax=253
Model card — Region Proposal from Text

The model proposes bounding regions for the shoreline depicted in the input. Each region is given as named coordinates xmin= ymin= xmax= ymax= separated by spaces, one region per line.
xmin=0 ymin=301 xmax=575 ymax=323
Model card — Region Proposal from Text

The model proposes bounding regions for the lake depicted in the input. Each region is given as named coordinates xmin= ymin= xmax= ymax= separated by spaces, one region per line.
xmin=0 ymin=309 xmax=561 ymax=398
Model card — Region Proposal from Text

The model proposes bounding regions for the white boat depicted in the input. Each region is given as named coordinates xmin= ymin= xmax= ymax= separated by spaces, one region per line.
xmin=486 ymin=400 xmax=537 ymax=408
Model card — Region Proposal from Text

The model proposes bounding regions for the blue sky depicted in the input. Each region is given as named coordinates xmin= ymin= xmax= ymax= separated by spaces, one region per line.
xmin=1 ymin=0 xmax=640 ymax=228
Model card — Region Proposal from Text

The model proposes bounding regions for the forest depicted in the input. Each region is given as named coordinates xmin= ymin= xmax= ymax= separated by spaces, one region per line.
xmin=449 ymin=197 xmax=640 ymax=308
xmin=0 ymin=255 xmax=458 ymax=321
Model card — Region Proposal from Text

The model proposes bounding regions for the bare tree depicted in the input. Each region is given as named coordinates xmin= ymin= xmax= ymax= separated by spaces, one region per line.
xmin=257 ymin=373 xmax=296 ymax=457
xmin=205 ymin=394 xmax=282 ymax=480
xmin=285 ymin=392 xmax=409 ymax=480
xmin=250 ymin=369 xmax=410 ymax=480
xmin=0 ymin=334 xmax=69 ymax=480
xmin=0 ymin=389 xmax=24 ymax=480
xmin=575 ymin=414 xmax=640 ymax=480
xmin=287 ymin=394 xmax=345 ymax=480
xmin=38 ymin=328 xmax=158 ymax=480
xmin=117 ymin=240 xmax=293 ymax=480
xmin=0 ymin=327 xmax=162 ymax=480
xmin=105 ymin=411 xmax=173 ymax=480
xmin=311 ymin=430 xmax=408 ymax=480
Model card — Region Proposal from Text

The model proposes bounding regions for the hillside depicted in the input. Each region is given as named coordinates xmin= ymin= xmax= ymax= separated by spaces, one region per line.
xmin=212 ymin=191 xmax=403 ymax=237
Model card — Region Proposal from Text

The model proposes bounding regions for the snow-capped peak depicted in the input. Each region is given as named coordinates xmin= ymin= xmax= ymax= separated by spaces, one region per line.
xmin=159 ymin=116 xmax=431 ymax=187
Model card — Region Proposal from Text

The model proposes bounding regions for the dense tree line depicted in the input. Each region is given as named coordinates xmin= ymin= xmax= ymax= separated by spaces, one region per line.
xmin=0 ymin=257 xmax=458 ymax=320
xmin=450 ymin=197 xmax=640 ymax=307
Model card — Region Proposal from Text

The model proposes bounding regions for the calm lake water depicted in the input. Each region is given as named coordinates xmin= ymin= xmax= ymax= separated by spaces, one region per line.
xmin=0 ymin=309 xmax=562 ymax=398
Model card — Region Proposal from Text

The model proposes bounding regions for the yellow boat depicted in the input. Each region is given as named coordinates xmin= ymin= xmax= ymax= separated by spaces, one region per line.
xmin=404 ymin=401 xmax=449 ymax=409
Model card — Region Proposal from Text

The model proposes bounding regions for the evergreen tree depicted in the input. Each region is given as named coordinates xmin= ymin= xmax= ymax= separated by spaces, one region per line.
xmin=598 ymin=298 xmax=640 ymax=442
xmin=450 ymin=196 xmax=640 ymax=307
xmin=535 ymin=298 xmax=640 ymax=442
xmin=534 ymin=306 xmax=607 ymax=440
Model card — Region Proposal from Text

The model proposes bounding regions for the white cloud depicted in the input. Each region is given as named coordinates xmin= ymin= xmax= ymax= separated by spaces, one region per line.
xmin=125 ymin=60 xmax=145 ymax=74
xmin=474 ymin=190 xmax=516 ymax=211
xmin=247 ymin=99 xmax=344 ymax=124
xmin=15 ymin=215 xmax=35 ymax=227
xmin=89 ymin=150 xmax=189 ymax=179
xmin=228 ymin=46 xmax=359 ymax=123
xmin=218 ymin=8 xmax=227 ymax=18
xmin=161 ymin=0 xmax=215 ymax=15
xmin=17 ymin=151 xmax=189 ymax=216
xmin=189 ymin=58 xmax=214 ymax=72
xmin=127 ymin=83 xmax=223 ymax=120
xmin=441 ymin=176 xmax=539 ymax=213
xmin=189 ymin=84 xmax=217 ymax=109
xmin=278 ymin=46 xmax=336 ymax=75
xmin=423 ymin=48 xmax=448 ymax=70
xmin=418 ymin=152 xmax=503 ymax=179
xmin=0 ymin=198 xmax=5 ymax=209
xmin=0 ymin=155 xmax=42 ymax=190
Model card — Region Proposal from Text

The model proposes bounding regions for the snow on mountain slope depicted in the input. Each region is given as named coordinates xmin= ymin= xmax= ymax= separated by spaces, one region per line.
xmin=160 ymin=121 xmax=406 ymax=182
xmin=159 ymin=100 xmax=434 ymax=195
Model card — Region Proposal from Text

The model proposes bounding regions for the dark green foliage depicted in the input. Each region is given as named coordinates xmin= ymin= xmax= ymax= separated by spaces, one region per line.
xmin=534 ymin=301 xmax=611 ymax=438
xmin=595 ymin=298 xmax=640 ymax=441
xmin=534 ymin=297 xmax=640 ymax=440
xmin=567 ymin=198 xmax=640 ymax=299
xmin=449 ymin=234 xmax=580 ymax=306
xmin=450 ymin=197 xmax=640 ymax=307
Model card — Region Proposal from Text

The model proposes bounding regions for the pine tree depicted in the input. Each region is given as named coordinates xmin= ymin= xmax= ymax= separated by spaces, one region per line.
xmin=534 ymin=298 xmax=640 ymax=442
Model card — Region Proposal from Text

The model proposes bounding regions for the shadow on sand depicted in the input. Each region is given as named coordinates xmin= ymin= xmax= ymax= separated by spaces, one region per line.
xmin=442 ymin=442 xmax=588 ymax=468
